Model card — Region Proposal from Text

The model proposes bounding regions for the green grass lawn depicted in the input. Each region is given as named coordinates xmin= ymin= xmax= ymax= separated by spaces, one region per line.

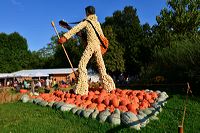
xmin=0 ymin=94 xmax=200 ymax=133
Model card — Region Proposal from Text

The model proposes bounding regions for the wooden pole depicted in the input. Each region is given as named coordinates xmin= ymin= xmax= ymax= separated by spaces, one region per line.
xmin=51 ymin=21 xmax=77 ymax=79
xmin=178 ymin=82 xmax=191 ymax=133
xmin=178 ymin=125 xmax=183 ymax=133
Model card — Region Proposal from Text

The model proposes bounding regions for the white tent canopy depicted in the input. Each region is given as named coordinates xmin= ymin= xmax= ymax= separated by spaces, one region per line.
xmin=28 ymin=72 xmax=49 ymax=77
xmin=0 ymin=68 xmax=100 ymax=82
xmin=11 ymin=68 xmax=78 ymax=78
xmin=0 ymin=73 xmax=13 ymax=78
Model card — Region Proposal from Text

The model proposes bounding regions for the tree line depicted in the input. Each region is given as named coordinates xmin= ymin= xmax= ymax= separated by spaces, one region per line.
xmin=0 ymin=0 xmax=199 ymax=87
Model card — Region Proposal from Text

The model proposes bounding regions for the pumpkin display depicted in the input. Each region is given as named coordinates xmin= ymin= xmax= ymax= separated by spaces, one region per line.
xmin=24 ymin=86 xmax=169 ymax=130
xmin=30 ymin=88 xmax=160 ymax=114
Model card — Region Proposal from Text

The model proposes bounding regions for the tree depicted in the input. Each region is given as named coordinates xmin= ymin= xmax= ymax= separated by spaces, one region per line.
xmin=156 ymin=0 xmax=200 ymax=35
xmin=0 ymin=32 xmax=32 ymax=72
xmin=154 ymin=36 xmax=200 ymax=82
xmin=53 ymin=36 xmax=84 ymax=68
xmin=31 ymin=39 xmax=59 ymax=69
xmin=141 ymin=0 xmax=200 ymax=85
xmin=102 ymin=25 xmax=125 ymax=75
xmin=103 ymin=6 xmax=152 ymax=75
xmin=29 ymin=51 xmax=48 ymax=69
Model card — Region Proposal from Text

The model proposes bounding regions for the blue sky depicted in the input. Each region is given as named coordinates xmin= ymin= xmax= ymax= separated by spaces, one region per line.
xmin=0 ymin=0 xmax=167 ymax=51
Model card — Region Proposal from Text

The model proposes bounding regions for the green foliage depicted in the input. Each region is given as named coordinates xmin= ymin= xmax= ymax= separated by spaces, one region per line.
xmin=140 ymin=0 xmax=200 ymax=86
xmin=156 ymin=0 xmax=200 ymax=35
xmin=53 ymin=38 xmax=84 ymax=68
xmin=0 ymin=32 xmax=32 ymax=72
xmin=103 ymin=6 xmax=152 ymax=75
xmin=142 ymin=36 xmax=200 ymax=84
xmin=103 ymin=25 xmax=125 ymax=74
xmin=28 ymin=51 xmax=47 ymax=69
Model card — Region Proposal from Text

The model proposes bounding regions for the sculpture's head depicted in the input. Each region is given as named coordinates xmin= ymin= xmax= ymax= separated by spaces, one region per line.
xmin=85 ymin=6 xmax=95 ymax=16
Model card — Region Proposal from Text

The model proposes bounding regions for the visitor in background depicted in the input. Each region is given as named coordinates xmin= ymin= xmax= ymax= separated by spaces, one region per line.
xmin=52 ymin=78 xmax=58 ymax=90
xmin=31 ymin=80 xmax=35 ymax=93
xmin=23 ymin=80 xmax=28 ymax=89
xmin=7 ymin=81 xmax=10 ymax=87
xmin=36 ymin=80 xmax=41 ymax=88
xmin=49 ymin=78 xmax=53 ymax=88
xmin=45 ymin=78 xmax=50 ymax=89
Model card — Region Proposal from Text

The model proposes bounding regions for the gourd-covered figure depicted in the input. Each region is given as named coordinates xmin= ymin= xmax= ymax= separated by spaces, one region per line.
xmin=58 ymin=6 xmax=115 ymax=95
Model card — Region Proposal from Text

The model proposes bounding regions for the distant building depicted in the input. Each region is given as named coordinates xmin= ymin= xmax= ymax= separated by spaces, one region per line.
xmin=0 ymin=68 xmax=77 ymax=87
xmin=0 ymin=68 xmax=100 ymax=87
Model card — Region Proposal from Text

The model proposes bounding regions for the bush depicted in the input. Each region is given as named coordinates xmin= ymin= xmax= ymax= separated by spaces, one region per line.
xmin=140 ymin=36 xmax=200 ymax=89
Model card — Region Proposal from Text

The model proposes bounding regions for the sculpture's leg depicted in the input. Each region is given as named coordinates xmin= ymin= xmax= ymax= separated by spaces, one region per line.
xmin=94 ymin=49 xmax=116 ymax=92
xmin=74 ymin=46 xmax=94 ymax=95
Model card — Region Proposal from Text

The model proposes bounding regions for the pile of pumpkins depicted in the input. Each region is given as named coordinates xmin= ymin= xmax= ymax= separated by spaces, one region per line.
xmin=21 ymin=88 xmax=168 ymax=130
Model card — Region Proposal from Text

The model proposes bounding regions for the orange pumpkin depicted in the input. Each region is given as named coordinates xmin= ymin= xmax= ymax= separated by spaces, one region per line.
xmin=87 ymin=103 xmax=97 ymax=109
xmin=95 ymin=90 xmax=100 ymax=95
xmin=20 ymin=89 xmax=28 ymax=93
xmin=71 ymin=94 xmax=76 ymax=98
xmin=111 ymin=90 xmax=115 ymax=94
xmin=68 ymin=98 xmax=75 ymax=104
xmin=144 ymin=93 xmax=151 ymax=100
xmin=88 ymin=91 xmax=95 ymax=96
xmin=75 ymin=99 xmax=84 ymax=106
xmin=127 ymin=103 xmax=137 ymax=111
xmin=97 ymin=96 xmax=104 ymax=104
xmin=85 ymin=100 xmax=92 ymax=106
xmin=120 ymin=99 xmax=128 ymax=106
xmin=140 ymin=101 xmax=149 ymax=109
xmin=76 ymin=95 xmax=81 ymax=100
xmin=101 ymin=89 xmax=107 ymax=94
xmin=121 ymin=90 xmax=128 ymax=95
xmin=112 ymin=97 xmax=119 ymax=108
xmin=85 ymin=95 xmax=93 ymax=101
xmin=148 ymin=99 xmax=154 ymax=104
xmin=137 ymin=94 xmax=143 ymax=101
xmin=151 ymin=92 xmax=158 ymax=99
xmin=61 ymin=94 xmax=65 ymax=99
xmin=132 ymin=97 xmax=139 ymax=103
xmin=118 ymin=105 xmax=128 ymax=112
xmin=130 ymin=109 xmax=138 ymax=115
xmin=108 ymin=105 xmax=115 ymax=113
xmin=97 ymin=103 xmax=106 ymax=112
xmin=81 ymin=95 xmax=87 ymax=100
xmin=116 ymin=88 xmax=122 ymax=93
xmin=65 ymin=93 xmax=71 ymax=98
xmin=103 ymin=98 xmax=110 ymax=106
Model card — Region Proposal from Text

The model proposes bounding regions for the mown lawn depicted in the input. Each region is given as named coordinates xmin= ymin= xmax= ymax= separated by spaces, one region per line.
xmin=0 ymin=94 xmax=200 ymax=133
